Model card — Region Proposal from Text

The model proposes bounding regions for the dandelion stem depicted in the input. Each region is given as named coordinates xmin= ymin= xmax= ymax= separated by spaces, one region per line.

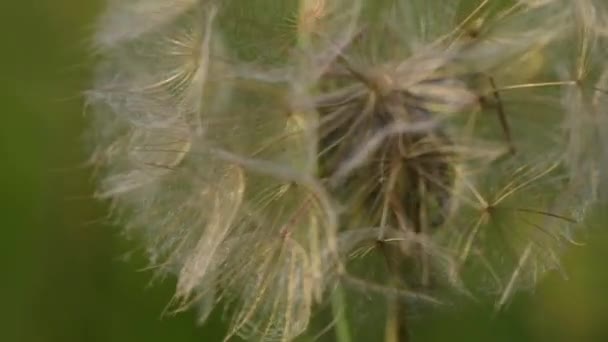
xmin=378 ymin=242 xmax=412 ymax=342
xmin=331 ymin=284 xmax=352 ymax=342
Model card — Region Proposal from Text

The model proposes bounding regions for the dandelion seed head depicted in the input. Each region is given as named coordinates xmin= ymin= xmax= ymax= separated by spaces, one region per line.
xmin=88 ymin=0 xmax=608 ymax=339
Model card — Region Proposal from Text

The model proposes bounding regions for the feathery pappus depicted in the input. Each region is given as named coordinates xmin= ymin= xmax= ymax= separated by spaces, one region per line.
xmin=87 ymin=0 xmax=608 ymax=340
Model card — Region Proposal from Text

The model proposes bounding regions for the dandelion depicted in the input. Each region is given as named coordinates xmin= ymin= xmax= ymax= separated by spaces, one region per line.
xmin=87 ymin=0 xmax=607 ymax=341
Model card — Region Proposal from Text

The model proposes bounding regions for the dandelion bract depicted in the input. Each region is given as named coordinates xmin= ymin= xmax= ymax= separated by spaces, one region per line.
xmin=87 ymin=0 xmax=608 ymax=340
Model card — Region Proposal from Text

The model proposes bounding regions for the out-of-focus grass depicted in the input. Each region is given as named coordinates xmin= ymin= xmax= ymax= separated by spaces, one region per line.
xmin=0 ymin=1 xmax=606 ymax=341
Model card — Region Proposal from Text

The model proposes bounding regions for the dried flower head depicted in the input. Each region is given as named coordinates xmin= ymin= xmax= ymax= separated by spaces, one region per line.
xmin=87 ymin=0 xmax=608 ymax=341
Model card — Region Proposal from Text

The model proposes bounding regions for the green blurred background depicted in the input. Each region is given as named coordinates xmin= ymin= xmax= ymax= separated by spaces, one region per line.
xmin=1 ymin=1 xmax=607 ymax=341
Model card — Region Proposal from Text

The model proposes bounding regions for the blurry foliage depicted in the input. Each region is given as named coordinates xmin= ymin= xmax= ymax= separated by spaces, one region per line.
xmin=1 ymin=1 xmax=607 ymax=341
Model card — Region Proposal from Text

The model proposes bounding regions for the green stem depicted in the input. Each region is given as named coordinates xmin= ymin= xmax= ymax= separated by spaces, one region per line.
xmin=331 ymin=284 xmax=352 ymax=342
